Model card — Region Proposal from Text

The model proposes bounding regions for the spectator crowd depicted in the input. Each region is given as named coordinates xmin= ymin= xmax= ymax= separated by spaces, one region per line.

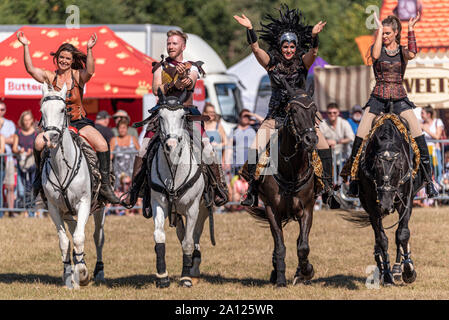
xmin=1 ymin=99 xmax=448 ymax=217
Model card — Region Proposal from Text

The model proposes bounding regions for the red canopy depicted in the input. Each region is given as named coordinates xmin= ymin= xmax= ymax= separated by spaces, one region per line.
xmin=0 ymin=26 xmax=156 ymax=98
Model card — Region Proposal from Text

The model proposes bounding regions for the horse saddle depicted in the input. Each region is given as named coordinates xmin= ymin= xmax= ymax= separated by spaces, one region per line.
xmin=69 ymin=128 xmax=115 ymax=213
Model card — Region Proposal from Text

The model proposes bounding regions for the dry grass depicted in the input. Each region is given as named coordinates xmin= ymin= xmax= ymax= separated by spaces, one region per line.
xmin=1 ymin=207 xmax=449 ymax=300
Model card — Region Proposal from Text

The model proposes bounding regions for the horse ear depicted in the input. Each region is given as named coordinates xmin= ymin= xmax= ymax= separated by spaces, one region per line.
xmin=179 ymin=89 xmax=187 ymax=104
xmin=42 ymin=82 xmax=49 ymax=96
xmin=60 ymin=83 xmax=68 ymax=98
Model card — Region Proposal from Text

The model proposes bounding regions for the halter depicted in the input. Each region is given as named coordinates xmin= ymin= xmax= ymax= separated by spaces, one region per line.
xmin=41 ymin=95 xmax=69 ymax=145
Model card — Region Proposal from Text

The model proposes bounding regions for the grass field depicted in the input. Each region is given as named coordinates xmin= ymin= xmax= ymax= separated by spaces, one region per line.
xmin=1 ymin=207 xmax=449 ymax=300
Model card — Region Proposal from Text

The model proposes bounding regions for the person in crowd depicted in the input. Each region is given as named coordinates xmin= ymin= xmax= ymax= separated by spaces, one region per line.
xmin=95 ymin=110 xmax=114 ymax=144
xmin=17 ymin=31 xmax=120 ymax=204
xmin=347 ymin=105 xmax=363 ymax=135
xmin=112 ymin=110 xmax=138 ymax=138
xmin=319 ymin=102 xmax=355 ymax=163
xmin=110 ymin=118 xmax=140 ymax=190
xmin=421 ymin=105 xmax=444 ymax=183
xmin=0 ymin=101 xmax=17 ymax=217
xmin=226 ymin=109 xmax=257 ymax=211
xmin=203 ymin=103 xmax=228 ymax=165
xmin=12 ymin=110 xmax=38 ymax=217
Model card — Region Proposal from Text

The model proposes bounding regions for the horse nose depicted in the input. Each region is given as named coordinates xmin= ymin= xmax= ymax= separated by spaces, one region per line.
xmin=164 ymin=139 xmax=178 ymax=153
xmin=303 ymin=132 xmax=318 ymax=148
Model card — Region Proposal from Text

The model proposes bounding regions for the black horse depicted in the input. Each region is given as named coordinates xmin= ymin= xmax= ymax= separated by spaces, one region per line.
xmin=343 ymin=114 xmax=425 ymax=285
xmin=244 ymin=89 xmax=321 ymax=287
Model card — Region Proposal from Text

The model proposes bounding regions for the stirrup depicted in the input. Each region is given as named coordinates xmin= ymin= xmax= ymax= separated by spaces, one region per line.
xmin=425 ymin=182 xmax=438 ymax=199
xmin=120 ymin=192 xmax=134 ymax=209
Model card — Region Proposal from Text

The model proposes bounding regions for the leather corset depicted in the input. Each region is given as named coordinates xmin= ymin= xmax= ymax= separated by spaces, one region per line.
xmin=267 ymin=58 xmax=307 ymax=118
xmin=372 ymin=47 xmax=407 ymax=100
xmin=52 ymin=71 xmax=86 ymax=121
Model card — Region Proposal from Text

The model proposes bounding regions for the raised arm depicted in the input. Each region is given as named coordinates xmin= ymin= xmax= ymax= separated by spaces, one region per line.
xmin=403 ymin=12 xmax=420 ymax=61
xmin=234 ymin=14 xmax=270 ymax=69
xmin=302 ymin=21 xmax=326 ymax=70
xmin=79 ymin=33 xmax=97 ymax=84
xmin=371 ymin=12 xmax=383 ymax=61
xmin=17 ymin=31 xmax=50 ymax=84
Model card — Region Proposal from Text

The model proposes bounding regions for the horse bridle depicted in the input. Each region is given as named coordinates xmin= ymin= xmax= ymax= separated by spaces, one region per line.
xmin=280 ymin=100 xmax=317 ymax=162
xmin=41 ymin=95 xmax=69 ymax=145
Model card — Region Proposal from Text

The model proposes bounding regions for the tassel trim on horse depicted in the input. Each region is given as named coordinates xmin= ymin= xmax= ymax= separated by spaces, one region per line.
xmin=350 ymin=114 xmax=420 ymax=180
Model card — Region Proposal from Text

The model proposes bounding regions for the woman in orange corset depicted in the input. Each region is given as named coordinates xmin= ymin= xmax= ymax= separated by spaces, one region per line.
xmin=17 ymin=31 xmax=120 ymax=204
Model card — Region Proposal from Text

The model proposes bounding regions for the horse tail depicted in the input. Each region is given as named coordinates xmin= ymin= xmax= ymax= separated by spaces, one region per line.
xmin=245 ymin=206 xmax=270 ymax=224
xmin=339 ymin=208 xmax=389 ymax=228
xmin=339 ymin=210 xmax=371 ymax=228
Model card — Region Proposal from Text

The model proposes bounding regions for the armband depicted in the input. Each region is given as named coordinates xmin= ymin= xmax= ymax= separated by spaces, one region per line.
xmin=246 ymin=28 xmax=258 ymax=45
xmin=408 ymin=31 xmax=417 ymax=54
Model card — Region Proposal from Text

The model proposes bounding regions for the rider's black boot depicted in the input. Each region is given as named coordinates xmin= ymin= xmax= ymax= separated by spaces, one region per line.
xmin=97 ymin=150 xmax=120 ymax=204
xmin=318 ymin=148 xmax=341 ymax=209
xmin=415 ymin=135 xmax=439 ymax=198
xmin=341 ymin=136 xmax=363 ymax=197
xmin=121 ymin=156 xmax=146 ymax=208
xmin=208 ymin=162 xmax=229 ymax=206
xmin=241 ymin=163 xmax=259 ymax=207
xmin=32 ymin=147 xmax=42 ymax=200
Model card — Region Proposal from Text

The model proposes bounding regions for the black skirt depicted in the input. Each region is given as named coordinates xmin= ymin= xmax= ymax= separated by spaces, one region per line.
xmin=364 ymin=94 xmax=415 ymax=115
xmin=70 ymin=117 xmax=95 ymax=131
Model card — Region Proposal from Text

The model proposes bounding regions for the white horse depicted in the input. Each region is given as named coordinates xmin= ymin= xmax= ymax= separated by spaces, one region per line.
xmin=40 ymin=83 xmax=106 ymax=289
xmin=149 ymin=93 xmax=214 ymax=288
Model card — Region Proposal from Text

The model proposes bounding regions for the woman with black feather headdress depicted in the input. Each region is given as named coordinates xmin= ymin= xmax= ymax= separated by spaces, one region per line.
xmin=234 ymin=4 xmax=340 ymax=209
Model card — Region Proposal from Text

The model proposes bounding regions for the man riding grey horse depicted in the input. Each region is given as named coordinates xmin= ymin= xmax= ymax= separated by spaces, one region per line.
xmin=121 ymin=29 xmax=228 ymax=212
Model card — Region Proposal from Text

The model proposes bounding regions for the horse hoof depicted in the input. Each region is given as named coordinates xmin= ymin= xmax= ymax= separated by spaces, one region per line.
xmin=269 ymin=270 xmax=277 ymax=284
xmin=392 ymin=264 xmax=402 ymax=282
xmin=293 ymin=276 xmax=312 ymax=286
xmin=402 ymin=263 xmax=417 ymax=284
xmin=381 ymin=272 xmax=395 ymax=286
xmin=156 ymin=277 xmax=170 ymax=289
xmin=79 ymin=273 xmax=90 ymax=287
xmin=275 ymin=281 xmax=287 ymax=288
xmin=180 ymin=277 xmax=193 ymax=288
xmin=93 ymin=271 xmax=105 ymax=284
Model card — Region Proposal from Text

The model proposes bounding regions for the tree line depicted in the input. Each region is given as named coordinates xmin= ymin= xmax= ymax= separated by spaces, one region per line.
xmin=0 ymin=0 xmax=382 ymax=67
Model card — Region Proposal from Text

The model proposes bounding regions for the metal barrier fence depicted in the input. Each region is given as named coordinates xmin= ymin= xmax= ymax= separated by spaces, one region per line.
xmin=2 ymin=139 xmax=449 ymax=216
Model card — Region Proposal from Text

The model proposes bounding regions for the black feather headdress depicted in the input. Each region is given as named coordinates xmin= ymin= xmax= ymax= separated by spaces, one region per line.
xmin=259 ymin=4 xmax=313 ymax=57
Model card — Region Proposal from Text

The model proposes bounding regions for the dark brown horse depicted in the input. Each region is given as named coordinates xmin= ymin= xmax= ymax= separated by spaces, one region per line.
xmin=245 ymin=89 xmax=320 ymax=287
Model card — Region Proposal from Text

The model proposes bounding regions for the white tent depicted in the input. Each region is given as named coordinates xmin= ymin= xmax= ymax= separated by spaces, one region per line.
xmin=228 ymin=54 xmax=267 ymax=111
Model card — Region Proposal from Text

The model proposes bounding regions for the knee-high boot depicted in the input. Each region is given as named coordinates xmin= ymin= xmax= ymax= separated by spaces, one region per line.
xmin=97 ymin=151 xmax=120 ymax=204
xmin=241 ymin=149 xmax=259 ymax=207
xmin=121 ymin=156 xmax=146 ymax=208
xmin=32 ymin=148 xmax=43 ymax=200
xmin=415 ymin=135 xmax=439 ymax=198
xmin=340 ymin=136 xmax=363 ymax=197
xmin=318 ymin=148 xmax=340 ymax=209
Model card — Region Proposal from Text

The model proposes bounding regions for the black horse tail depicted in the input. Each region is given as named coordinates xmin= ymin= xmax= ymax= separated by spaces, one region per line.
xmin=245 ymin=206 xmax=293 ymax=226
xmin=245 ymin=206 xmax=269 ymax=224
xmin=339 ymin=209 xmax=388 ymax=228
